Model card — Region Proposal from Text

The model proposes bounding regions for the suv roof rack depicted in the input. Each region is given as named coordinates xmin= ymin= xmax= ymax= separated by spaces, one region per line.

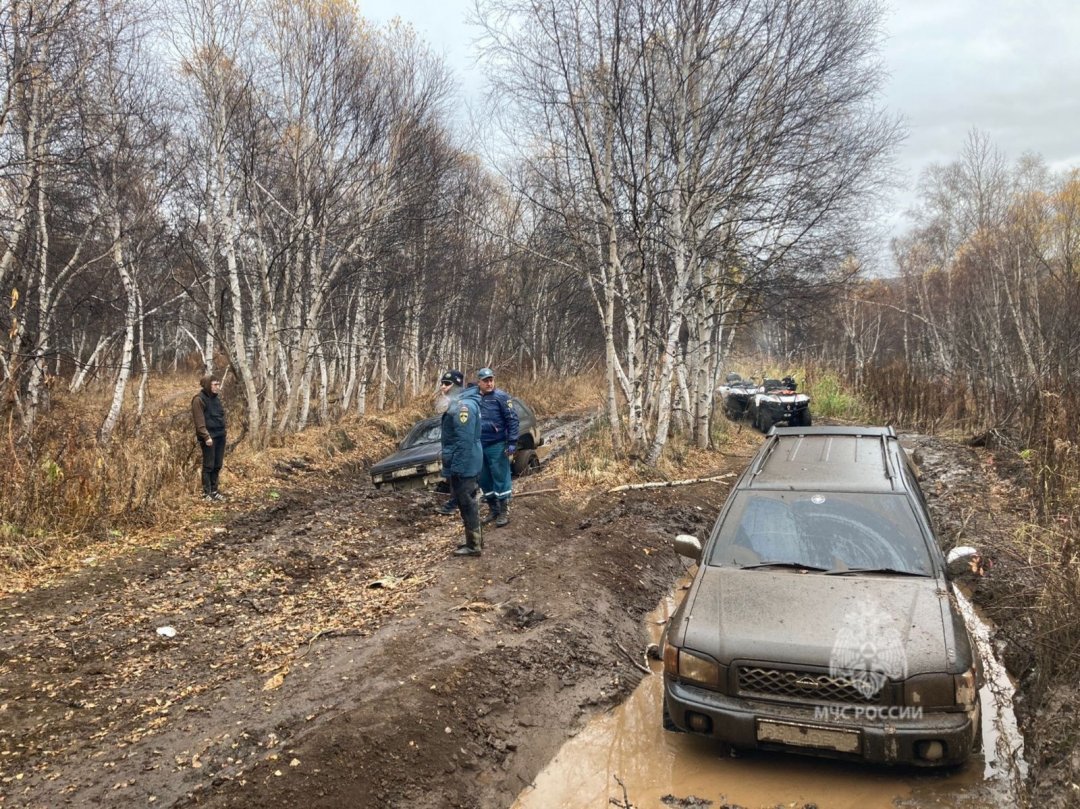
xmin=748 ymin=425 xmax=904 ymax=492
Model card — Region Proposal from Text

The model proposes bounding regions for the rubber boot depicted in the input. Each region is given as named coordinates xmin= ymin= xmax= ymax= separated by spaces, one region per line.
xmin=453 ymin=527 xmax=483 ymax=557
xmin=481 ymin=497 xmax=498 ymax=525
xmin=436 ymin=498 xmax=457 ymax=516
xmin=494 ymin=500 xmax=509 ymax=528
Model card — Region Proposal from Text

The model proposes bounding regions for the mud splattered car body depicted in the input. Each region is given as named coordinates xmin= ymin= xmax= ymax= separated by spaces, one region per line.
xmin=371 ymin=396 xmax=546 ymax=490
xmin=662 ymin=425 xmax=981 ymax=767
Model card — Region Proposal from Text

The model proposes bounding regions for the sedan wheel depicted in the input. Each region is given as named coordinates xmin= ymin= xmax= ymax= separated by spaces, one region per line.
xmin=512 ymin=448 xmax=537 ymax=477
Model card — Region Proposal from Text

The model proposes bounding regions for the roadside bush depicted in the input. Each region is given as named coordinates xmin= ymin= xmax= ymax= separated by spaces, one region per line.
xmin=807 ymin=372 xmax=867 ymax=421
xmin=0 ymin=388 xmax=192 ymax=544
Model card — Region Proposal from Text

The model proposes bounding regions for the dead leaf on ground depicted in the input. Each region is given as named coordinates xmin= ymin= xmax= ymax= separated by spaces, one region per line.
xmin=262 ymin=668 xmax=289 ymax=691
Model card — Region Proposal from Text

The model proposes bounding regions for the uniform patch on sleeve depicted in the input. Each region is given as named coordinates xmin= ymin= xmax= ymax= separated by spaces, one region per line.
xmin=458 ymin=408 xmax=469 ymax=424
xmin=507 ymin=401 xmax=514 ymax=409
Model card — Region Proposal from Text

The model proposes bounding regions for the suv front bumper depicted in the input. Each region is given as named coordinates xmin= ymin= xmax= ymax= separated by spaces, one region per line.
xmin=664 ymin=678 xmax=977 ymax=767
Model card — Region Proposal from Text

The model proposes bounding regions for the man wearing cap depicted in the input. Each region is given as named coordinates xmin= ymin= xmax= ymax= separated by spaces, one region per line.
xmin=434 ymin=370 xmax=464 ymax=515
xmin=476 ymin=367 xmax=519 ymax=527
xmin=440 ymin=374 xmax=485 ymax=556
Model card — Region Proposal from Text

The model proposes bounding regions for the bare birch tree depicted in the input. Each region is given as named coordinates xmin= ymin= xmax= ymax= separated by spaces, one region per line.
xmin=478 ymin=0 xmax=900 ymax=461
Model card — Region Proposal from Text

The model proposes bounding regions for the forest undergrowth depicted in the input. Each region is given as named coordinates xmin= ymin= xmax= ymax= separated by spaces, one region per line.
xmin=0 ymin=370 xmax=613 ymax=593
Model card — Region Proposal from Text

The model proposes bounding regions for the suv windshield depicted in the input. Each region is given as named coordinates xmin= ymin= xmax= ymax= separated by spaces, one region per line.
xmin=707 ymin=490 xmax=933 ymax=576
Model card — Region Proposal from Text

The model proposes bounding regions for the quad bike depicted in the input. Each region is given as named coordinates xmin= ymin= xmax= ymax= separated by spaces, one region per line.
xmin=719 ymin=373 xmax=763 ymax=421
xmin=746 ymin=375 xmax=812 ymax=433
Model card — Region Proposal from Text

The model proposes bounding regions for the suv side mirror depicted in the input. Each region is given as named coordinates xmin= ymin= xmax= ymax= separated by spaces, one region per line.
xmin=946 ymin=545 xmax=990 ymax=578
xmin=674 ymin=534 xmax=703 ymax=563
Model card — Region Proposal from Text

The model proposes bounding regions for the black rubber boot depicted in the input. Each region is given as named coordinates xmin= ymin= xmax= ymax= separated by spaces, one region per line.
xmin=453 ymin=527 xmax=483 ymax=557
xmin=452 ymin=545 xmax=480 ymax=556
xmin=436 ymin=498 xmax=457 ymax=515
xmin=494 ymin=501 xmax=509 ymax=528
xmin=481 ymin=497 xmax=498 ymax=525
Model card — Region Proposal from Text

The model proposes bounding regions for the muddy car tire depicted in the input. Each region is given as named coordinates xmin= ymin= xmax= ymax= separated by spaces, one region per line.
xmin=512 ymin=448 xmax=538 ymax=477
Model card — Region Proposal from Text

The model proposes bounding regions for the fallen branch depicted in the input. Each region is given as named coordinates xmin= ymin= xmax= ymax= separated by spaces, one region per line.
xmin=452 ymin=600 xmax=502 ymax=612
xmin=607 ymin=473 xmax=735 ymax=493
xmin=609 ymin=774 xmax=635 ymax=808
xmin=616 ymin=641 xmax=652 ymax=675
xmin=301 ymin=627 xmax=364 ymax=655
xmin=512 ymin=487 xmax=559 ymax=498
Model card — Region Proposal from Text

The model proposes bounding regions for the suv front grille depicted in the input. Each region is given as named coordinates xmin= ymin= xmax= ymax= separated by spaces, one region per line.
xmin=737 ymin=666 xmax=881 ymax=705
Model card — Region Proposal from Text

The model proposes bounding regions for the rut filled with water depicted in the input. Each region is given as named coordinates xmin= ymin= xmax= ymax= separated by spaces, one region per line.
xmin=512 ymin=585 xmax=1024 ymax=809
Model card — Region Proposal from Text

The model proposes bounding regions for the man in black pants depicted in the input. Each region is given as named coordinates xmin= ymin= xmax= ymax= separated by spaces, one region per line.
xmin=192 ymin=375 xmax=227 ymax=501
xmin=440 ymin=381 xmax=485 ymax=556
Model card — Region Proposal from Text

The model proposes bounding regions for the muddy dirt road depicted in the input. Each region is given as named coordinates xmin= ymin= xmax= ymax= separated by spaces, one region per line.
xmin=0 ymin=426 xmax=1040 ymax=808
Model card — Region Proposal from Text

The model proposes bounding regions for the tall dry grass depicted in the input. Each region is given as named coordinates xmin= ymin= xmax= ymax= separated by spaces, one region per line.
xmin=0 ymin=369 xmax=609 ymax=586
xmin=0 ymin=375 xmax=421 ymax=584
xmin=502 ymin=370 xmax=605 ymax=419
xmin=0 ymin=384 xmax=192 ymax=569
xmin=844 ymin=361 xmax=1080 ymax=697
xmin=1013 ymin=386 xmax=1080 ymax=690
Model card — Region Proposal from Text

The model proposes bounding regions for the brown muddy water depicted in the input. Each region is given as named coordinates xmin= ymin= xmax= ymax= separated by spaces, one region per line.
xmin=512 ymin=589 xmax=1023 ymax=809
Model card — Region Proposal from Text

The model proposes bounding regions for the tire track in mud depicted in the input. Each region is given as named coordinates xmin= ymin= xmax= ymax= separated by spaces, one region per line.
xmin=0 ymin=423 xmax=1035 ymax=809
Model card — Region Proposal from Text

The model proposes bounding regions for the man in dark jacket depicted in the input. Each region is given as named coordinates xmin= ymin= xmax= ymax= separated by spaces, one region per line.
xmin=476 ymin=367 xmax=519 ymax=527
xmin=441 ymin=381 xmax=484 ymax=556
xmin=435 ymin=369 xmax=465 ymax=516
xmin=192 ymin=374 xmax=227 ymax=501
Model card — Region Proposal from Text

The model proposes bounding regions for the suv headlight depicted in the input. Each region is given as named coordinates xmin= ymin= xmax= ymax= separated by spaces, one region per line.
xmin=954 ymin=667 xmax=978 ymax=710
xmin=903 ymin=666 xmax=978 ymax=710
xmin=663 ymin=643 xmax=723 ymax=689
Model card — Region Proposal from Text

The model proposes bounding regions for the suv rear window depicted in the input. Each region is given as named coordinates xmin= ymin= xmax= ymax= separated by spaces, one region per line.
xmin=707 ymin=490 xmax=933 ymax=575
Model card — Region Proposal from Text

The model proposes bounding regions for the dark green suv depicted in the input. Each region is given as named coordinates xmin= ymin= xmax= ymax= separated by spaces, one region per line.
xmin=662 ymin=426 xmax=981 ymax=766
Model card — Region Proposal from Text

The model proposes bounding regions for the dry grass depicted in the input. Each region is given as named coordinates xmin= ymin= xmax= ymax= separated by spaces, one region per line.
xmin=0 ymin=375 xmax=424 ymax=594
xmin=0 ymin=370 xmax=610 ymax=594
xmin=502 ymin=370 xmax=606 ymax=419
xmin=548 ymin=390 xmax=761 ymax=494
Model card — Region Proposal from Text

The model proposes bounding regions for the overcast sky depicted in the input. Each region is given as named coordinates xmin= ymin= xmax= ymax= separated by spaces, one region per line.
xmin=360 ymin=0 xmax=1080 ymax=253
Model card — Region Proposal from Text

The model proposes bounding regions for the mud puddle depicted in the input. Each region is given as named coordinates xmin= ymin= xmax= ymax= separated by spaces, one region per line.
xmin=954 ymin=587 xmax=1027 ymax=789
xmin=513 ymin=588 xmax=1023 ymax=809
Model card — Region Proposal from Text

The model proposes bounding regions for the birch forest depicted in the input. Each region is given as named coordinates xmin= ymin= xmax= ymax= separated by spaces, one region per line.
xmin=3 ymin=0 xmax=1078 ymax=476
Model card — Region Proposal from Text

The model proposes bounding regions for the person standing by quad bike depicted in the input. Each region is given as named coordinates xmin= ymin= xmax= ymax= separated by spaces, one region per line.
xmin=440 ymin=380 xmax=485 ymax=557
xmin=476 ymin=367 xmax=519 ymax=528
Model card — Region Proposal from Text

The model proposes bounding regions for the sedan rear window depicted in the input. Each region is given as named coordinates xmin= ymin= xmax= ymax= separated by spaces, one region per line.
xmin=402 ymin=419 xmax=441 ymax=448
xmin=707 ymin=491 xmax=933 ymax=575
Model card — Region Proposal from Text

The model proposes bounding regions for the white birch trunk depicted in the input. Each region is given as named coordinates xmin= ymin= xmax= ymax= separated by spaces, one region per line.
xmin=99 ymin=221 xmax=136 ymax=445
